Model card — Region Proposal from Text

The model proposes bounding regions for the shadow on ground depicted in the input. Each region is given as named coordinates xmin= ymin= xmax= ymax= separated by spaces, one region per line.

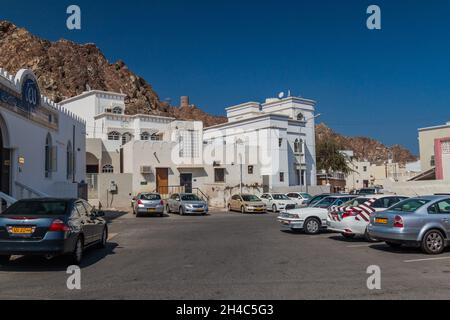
xmin=0 ymin=242 xmax=119 ymax=272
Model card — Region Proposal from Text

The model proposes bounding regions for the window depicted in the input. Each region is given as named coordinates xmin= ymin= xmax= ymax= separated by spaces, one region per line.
xmin=45 ymin=133 xmax=56 ymax=178
xmin=428 ymin=199 xmax=450 ymax=214
xmin=248 ymin=165 xmax=254 ymax=175
xmin=179 ymin=130 xmax=199 ymax=158
xmin=278 ymin=138 xmax=283 ymax=148
xmin=279 ymin=172 xmax=285 ymax=182
xmin=140 ymin=132 xmax=150 ymax=141
xmin=102 ymin=164 xmax=114 ymax=173
xmin=294 ymin=139 xmax=304 ymax=154
xmin=112 ymin=106 xmax=123 ymax=114
xmin=297 ymin=113 xmax=304 ymax=121
xmin=151 ymin=134 xmax=162 ymax=141
xmin=122 ymin=132 xmax=133 ymax=145
xmin=2 ymin=200 xmax=68 ymax=216
xmin=392 ymin=199 xmax=430 ymax=212
xmin=287 ymin=193 xmax=299 ymax=198
xmin=430 ymin=155 xmax=435 ymax=167
xmin=108 ymin=131 xmax=120 ymax=141
xmin=214 ymin=168 xmax=225 ymax=183
xmin=363 ymin=166 xmax=368 ymax=172
xmin=66 ymin=141 xmax=74 ymax=180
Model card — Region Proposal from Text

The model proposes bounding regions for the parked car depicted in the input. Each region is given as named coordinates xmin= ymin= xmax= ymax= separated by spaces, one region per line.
xmin=228 ymin=194 xmax=267 ymax=213
xmin=303 ymin=193 xmax=332 ymax=207
xmin=358 ymin=187 xmax=383 ymax=195
xmin=260 ymin=193 xmax=298 ymax=212
xmin=368 ymin=195 xmax=450 ymax=254
xmin=0 ymin=198 xmax=107 ymax=266
xmin=166 ymin=193 xmax=208 ymax=215
xmin=277 ymin=195 xmax=358 ymax=234
xmin=286 ymin=192 xmax=312 ymax=206
xmin=132 ymin=193 xmax=165 ymax=217
xmin=327 ymin=195 xmax=408 ymax=240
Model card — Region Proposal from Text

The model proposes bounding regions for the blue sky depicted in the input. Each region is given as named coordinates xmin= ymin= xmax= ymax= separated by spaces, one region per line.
xmin=1 ymin=0 xmax=450 ymax=154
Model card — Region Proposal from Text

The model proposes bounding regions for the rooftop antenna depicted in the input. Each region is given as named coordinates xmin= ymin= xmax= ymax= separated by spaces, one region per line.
xmin=288 ymin=90 xmax=291 ymax=97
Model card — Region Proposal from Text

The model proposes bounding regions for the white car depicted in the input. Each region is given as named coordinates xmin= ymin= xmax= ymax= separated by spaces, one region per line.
xmin=327 ymin=195 xmax=408 ymax=240
xmin=278 ymin=195 xmax=358 ymax=234
xmin=285 ymin=192 xmax=312 ymax=206
xmin=260 ymin=193 xmax=298 ymax=212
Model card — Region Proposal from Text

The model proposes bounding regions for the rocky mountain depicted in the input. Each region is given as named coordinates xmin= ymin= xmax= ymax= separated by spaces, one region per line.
xmin=0 ymin=20 xmax=226 ymax=127
xmin=0 ymin=20 xmax=416 ymax=161
xmin=316 ymin=123 xmax=417 ymax=164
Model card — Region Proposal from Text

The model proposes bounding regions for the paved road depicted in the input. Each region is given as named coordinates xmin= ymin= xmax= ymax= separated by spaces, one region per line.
xmin=0 ymin=211 xmax=450 ymax=299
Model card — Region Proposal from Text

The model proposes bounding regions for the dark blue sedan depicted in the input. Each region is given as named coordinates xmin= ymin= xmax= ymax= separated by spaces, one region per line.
xmin=0 ymin=198 xmax=108 ymax=265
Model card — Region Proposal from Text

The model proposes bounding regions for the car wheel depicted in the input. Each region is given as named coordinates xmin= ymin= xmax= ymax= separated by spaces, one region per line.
xmin=421 ymin=230 xmax=445 ymax=255
xmin=98 ymin=227 xmax=108 ymax=249
xmin=364 ymin=228 xmax=378 ymax=242
xmin=385 ymin=241 xmax=402 ymax=248
xmin=241 ymin=206 xmax=246 ymax=214
xmin=68 ymin=237 xmax=84 ymax=265
xmin=179 ymin=206 xmax=184 ymax=216
xmin=304 ymin=217 xmax=321 ymax=235
xmin=342 ymin=233 xmax=356 ymax=239
xmin=272 ymin=204 xmax=277 ymax=213
xmin=0 ymin=255 xmax=10 ymax=266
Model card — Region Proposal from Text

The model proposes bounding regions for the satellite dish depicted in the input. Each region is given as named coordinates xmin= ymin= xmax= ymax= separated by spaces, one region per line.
xmin=278 ymin=92 xmax=285 ymax=99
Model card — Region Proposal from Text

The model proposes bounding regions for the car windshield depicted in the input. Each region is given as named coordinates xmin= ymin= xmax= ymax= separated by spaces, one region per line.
xmin=342 ymin=198 xmax=370 ymax=207
xmin=308 ymin=195 xmax=328 ymax=205
xmin=242 ymin=195 xmax=261 ymax=202
xmin=300 ymin=193 xmax=312 ymax=199
xmin=181 ymin=194 xmax=202 ymax=201
xmin=273 ymin=194 xmax=290 ymax=200
xmin=313 ymin=197 xmax=337 ymax=208
xmin=141 ymin=194 xmax=161 ymax=201
xmin=1 ymin=200 xmax=68 ymax=216
xmin=359 ymin=189 xmax=376 ymax=195
xmin=391 ymin=199 xmax=430 ymax=212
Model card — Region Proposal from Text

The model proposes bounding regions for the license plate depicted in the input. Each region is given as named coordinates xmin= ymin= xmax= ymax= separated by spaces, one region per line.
xmin=375 ymin=218 xmax=388 ymax=224
xmin=10 ymin=227 xmax=34 ymax=234
xmin=255 ymin=208 xmax=263 ymax=211
xmin=147 ymin=208 xmax=156 ymax=212
xmin=195 ymin=209 xmax=204 ymax=212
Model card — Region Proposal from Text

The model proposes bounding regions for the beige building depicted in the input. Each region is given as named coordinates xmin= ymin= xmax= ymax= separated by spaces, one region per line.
xmin=418 ymin=122 xmax=450 ymax=172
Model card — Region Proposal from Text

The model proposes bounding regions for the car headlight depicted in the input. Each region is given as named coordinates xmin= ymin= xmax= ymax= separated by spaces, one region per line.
xmin=185 ymin=204 xmax=193 ymax=208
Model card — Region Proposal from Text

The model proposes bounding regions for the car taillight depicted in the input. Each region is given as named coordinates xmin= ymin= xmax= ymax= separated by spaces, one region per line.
xmin=49 ymin=219 xmax=70 ymax=232
xmin=137 ymin=200 xmax=143 ymax=205
xmin=394 ymin=215 xmax=404 ymax=228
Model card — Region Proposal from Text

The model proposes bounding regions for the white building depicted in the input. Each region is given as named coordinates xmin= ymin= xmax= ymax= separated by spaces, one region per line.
xmin=62 ymin=92 xmax=318 ymax=208
xmin=0 ymin=68 xmax=86 ymax=204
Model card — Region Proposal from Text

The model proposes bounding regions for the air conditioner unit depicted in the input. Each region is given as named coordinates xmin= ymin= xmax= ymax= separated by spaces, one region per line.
xmin=140 ymin=166 xmax=152 ymax=174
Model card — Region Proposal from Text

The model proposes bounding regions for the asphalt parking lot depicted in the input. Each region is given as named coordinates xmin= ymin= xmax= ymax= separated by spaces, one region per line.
xmin=0 ymin=210 xmax=449 ymax=300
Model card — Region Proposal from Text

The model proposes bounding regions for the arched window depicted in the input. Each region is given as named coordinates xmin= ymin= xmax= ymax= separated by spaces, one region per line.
xmin=122 ymin=132 xmax=133 ymax=145
xmin=45 ymin=133 xmax=53 ymax=178
xmin=297 ymin=113 xmax=304 ymax=121
xmin=67 ymin=141 xmax=74 ymax=180
xmin=108 ymin=131 xmax=120 ymax=141
xmin=102 ymin=164 xmax=114 ymax=173
xmin=140 ymin=132 xmax=150 ymax=141
xmin=112 ymin=106 xmax=123 ymax=114
xmin=294 ymin=139 xmax=304 ymax=154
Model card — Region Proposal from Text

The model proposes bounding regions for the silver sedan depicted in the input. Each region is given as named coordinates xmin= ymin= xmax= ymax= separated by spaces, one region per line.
xmin=166 ymin=193 xmax=208 ymax=215
xmin=132 ymin=193 xmax=165 ymax=217
xmin=368 ymin=195 xmax=450 ymax=254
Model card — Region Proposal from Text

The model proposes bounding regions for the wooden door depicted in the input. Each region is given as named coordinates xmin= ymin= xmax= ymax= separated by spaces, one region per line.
xmin=156 ymin=168 xmax=169 ymax=195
